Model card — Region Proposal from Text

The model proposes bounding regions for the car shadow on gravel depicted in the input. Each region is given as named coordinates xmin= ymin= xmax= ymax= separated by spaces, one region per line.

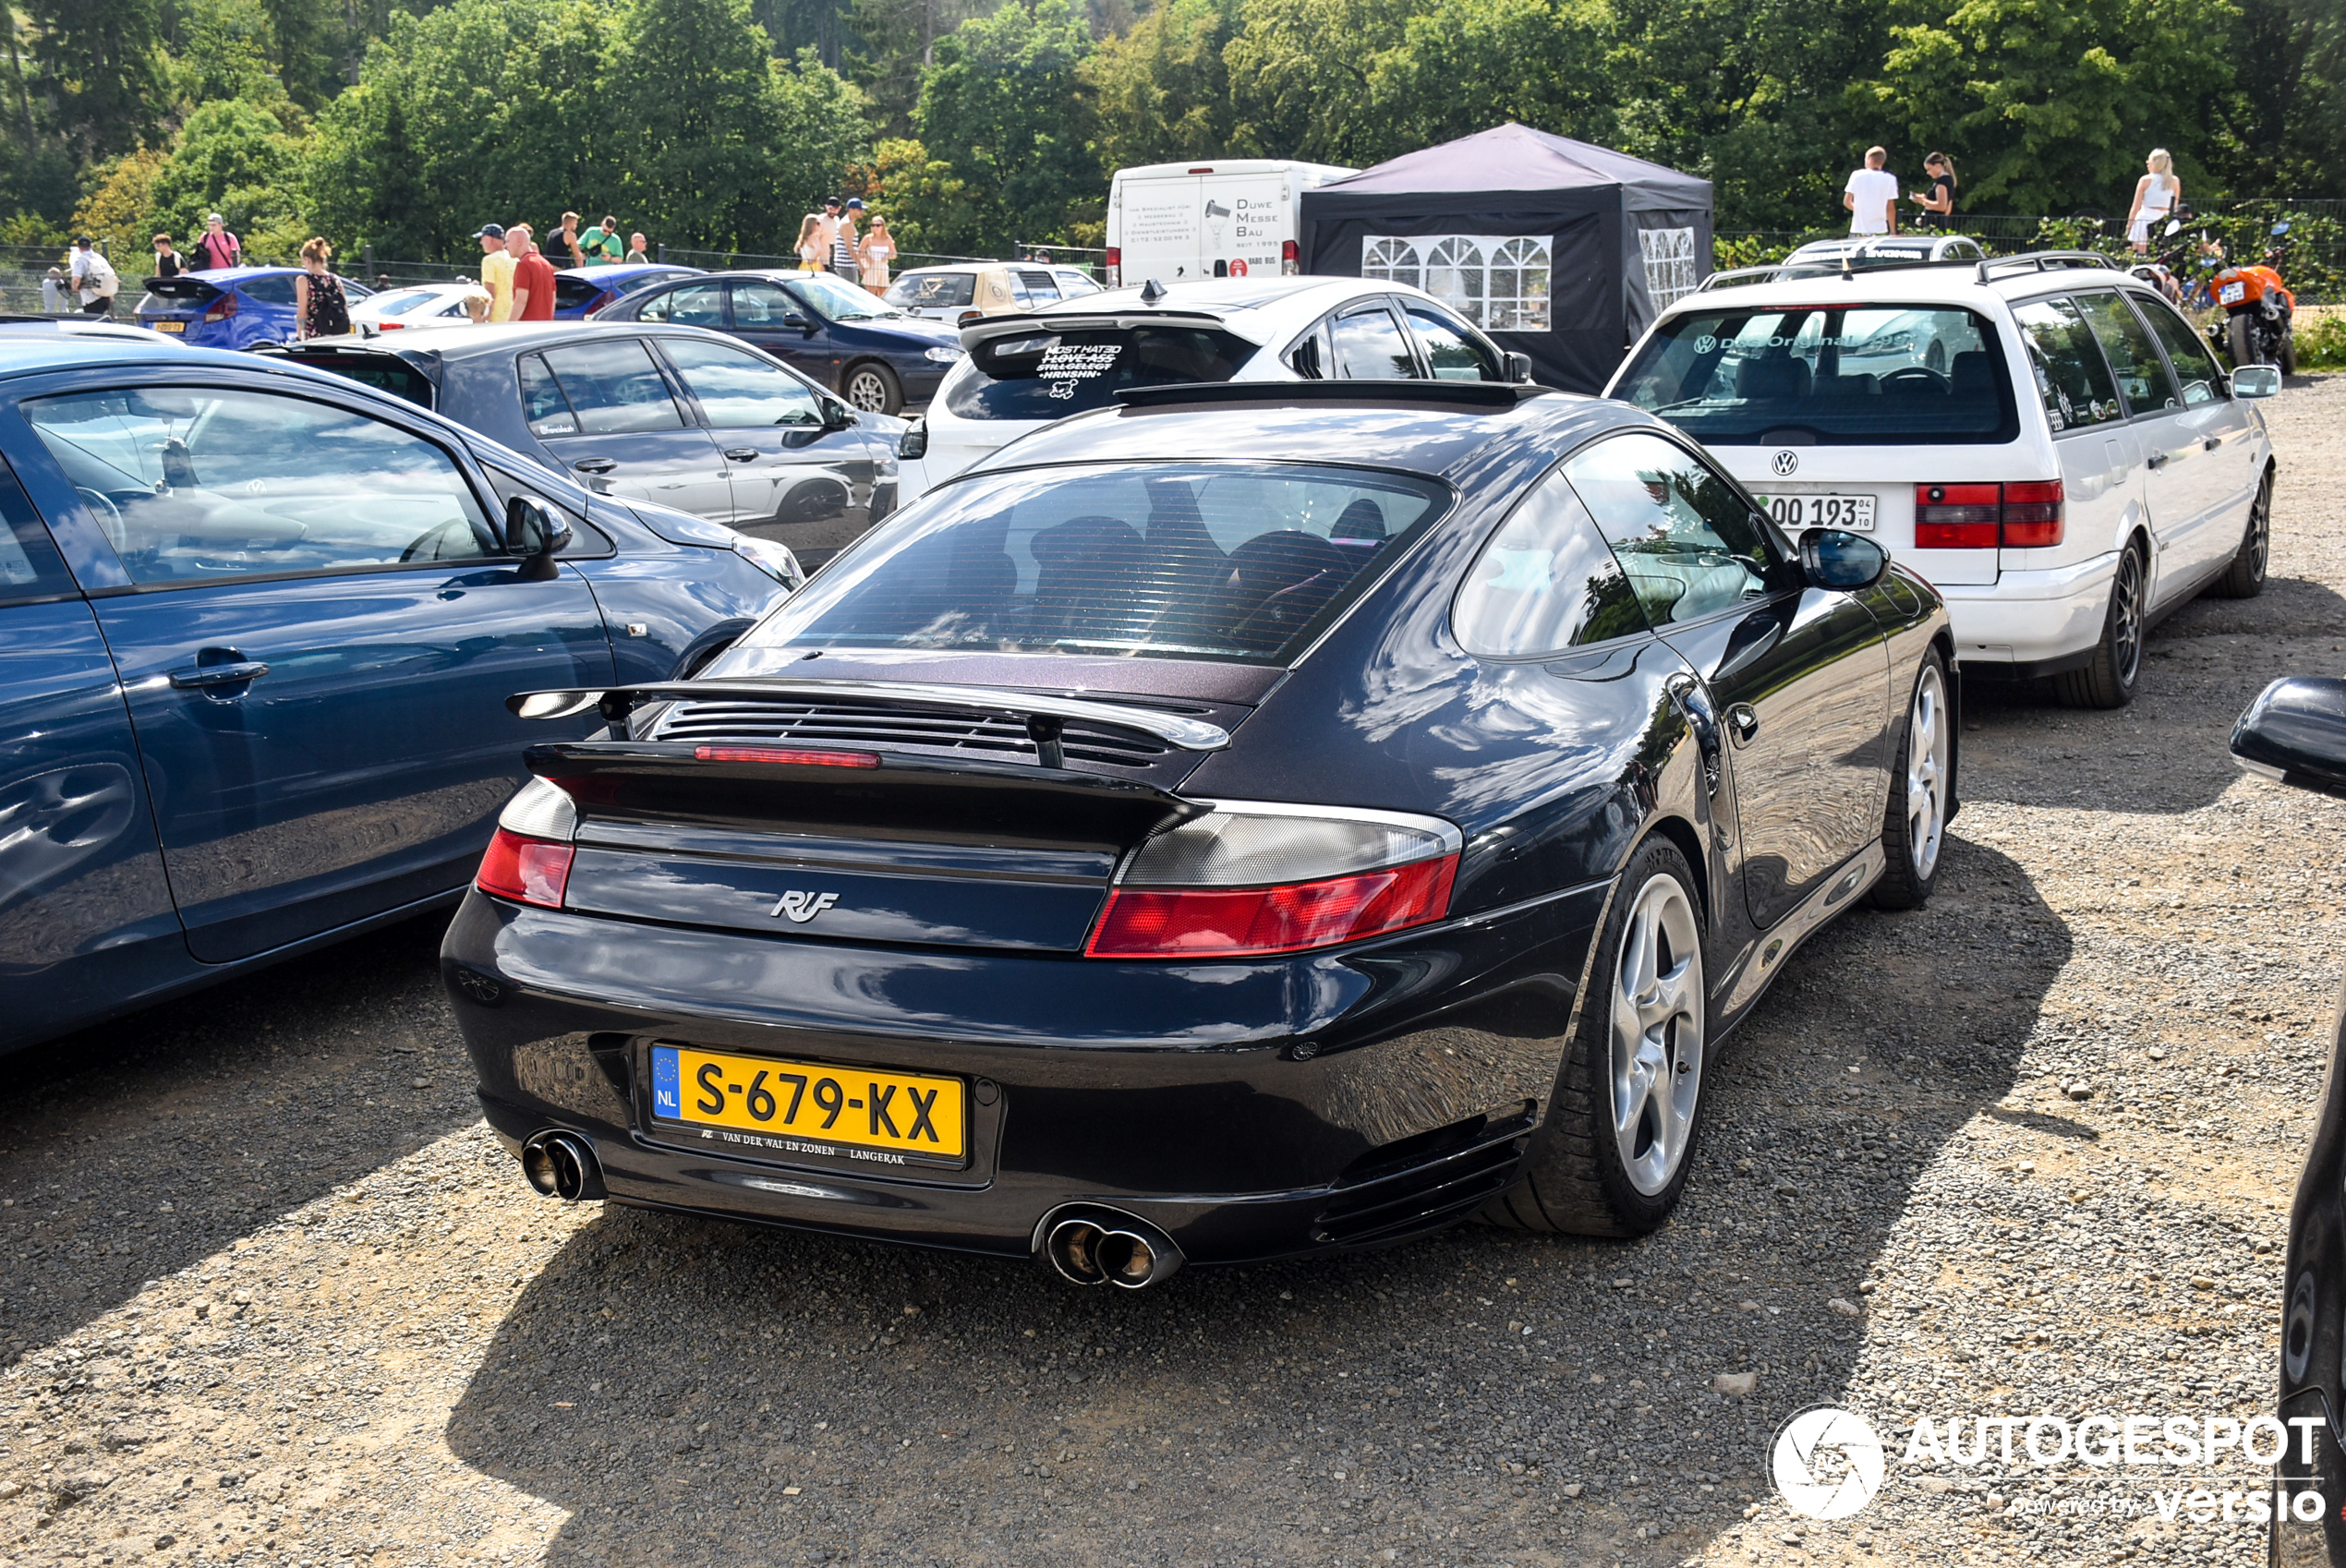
xmin=0 ymin=911 xmax=476 ymax=1367
xmin=441 ymin=834 xmax=2067 ymax=1568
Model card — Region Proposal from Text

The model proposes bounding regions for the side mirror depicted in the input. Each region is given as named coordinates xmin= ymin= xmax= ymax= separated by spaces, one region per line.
xmin=1799 ymin=526 xmax=1889 ymax=590
xmin=2231 ymin=365 xmax=2281 ymax=398
xmin=504 ymin=494 xmax=571 ymax=580
xmin=820 ymin=400 xmax=855 ymax=431
xmin=898 ymin=415 xmax=928 ymax=461
xmin=2232 ymin=676 xmax=2346 ymax=798
xmin=1504 ymin=351 xmax=1536 ymax=384
xmin=783 ymin=312 xmax=811 ymax=331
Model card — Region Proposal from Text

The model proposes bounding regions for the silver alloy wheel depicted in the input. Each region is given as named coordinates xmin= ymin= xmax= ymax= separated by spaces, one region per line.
xmin=1905 ymin=662 xmax=1951 ymax=881
xmin=1609 ymin=873 xmax=1705 ymax=1197
xmin=2110 ymin=547 xmax=2145 ymax=686
xmin=843 ymin=365 xmax=894 ymax=412
xmin=2245 ymin=476 xmax=2271 ymax=581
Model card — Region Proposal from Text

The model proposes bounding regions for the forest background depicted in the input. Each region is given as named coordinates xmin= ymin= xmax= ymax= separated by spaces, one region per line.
xmin=4 ymin=0 xmax=2340 ymax=267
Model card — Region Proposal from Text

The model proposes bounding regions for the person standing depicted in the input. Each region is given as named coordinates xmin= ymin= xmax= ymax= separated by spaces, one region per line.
xmin=795 ymin=212 xmax=827 ymax=271
xmin=293 ymin=238 xmax=351 ymax=340
xmin=508 ymin=224 xmax=557 ymax=321
xmin=67 ymin=237 xmax=119 ymax=317
xmin=151 ymin=233 xmax=186 ymax=278
xmin=41 ymin=267 xmax=64 ymax=313
xmin=580 ymin=215 xmax=623 ymax=267
xmin=2127 ymin=150 xmax=2182 ymax=252
xmin=625 ymin=232 xmax=650 ymax=264
xmin=1909 ymin=153 xmax=1956 ymax=229
xmin=556 ymin=211 xmax=586 ymax=269
xmin=1843 ymin=147 xmax=1899 ymax=236
xmin=858 ymin=215 xmax=897 ymax=295
xmin=474 ymin=223 xmax=515 ymax=322
xmin=191 ymin=213 xmax=240 ymax=271
xmin=831 ymin=199 xmax=864 ymax=283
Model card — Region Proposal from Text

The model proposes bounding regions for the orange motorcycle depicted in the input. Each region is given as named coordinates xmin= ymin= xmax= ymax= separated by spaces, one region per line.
xmin=2210 ymin=221 xmax=2296 ymax=373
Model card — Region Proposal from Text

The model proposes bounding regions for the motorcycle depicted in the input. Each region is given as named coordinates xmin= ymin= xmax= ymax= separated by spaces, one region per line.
xmin=2208 ymin=220 xmax=2296 ymax=373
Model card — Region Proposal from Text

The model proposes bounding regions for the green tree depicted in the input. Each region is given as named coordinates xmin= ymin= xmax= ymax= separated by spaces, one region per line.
xmin=861 ymin=133 xmax=983 ymax=255
xmin=609 ymin=0 xmax=784 ymax=249
xmin=22 ymin=0 xmax=171 ymax=158
xmin=912 ymin=0 xmax=1098 ymax=253
xmin=147 ymin=97 xmax=308 ymax=258
xmin=1081 ymin=0 xmax=1247 ymax=169
xmin=1870 ymin=0 xmax=2242 ymax=213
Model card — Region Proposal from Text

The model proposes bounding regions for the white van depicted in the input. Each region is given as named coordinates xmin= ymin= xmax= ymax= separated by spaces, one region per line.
xmin=1106 ymin=160 xmax=1358 ymax=289
xmin=1606 ymin=251 xmax=2279 ymax=707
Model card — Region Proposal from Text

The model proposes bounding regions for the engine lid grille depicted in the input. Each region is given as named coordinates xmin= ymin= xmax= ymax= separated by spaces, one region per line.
xmin=651 ymin=697 xmax=1173 ymax=772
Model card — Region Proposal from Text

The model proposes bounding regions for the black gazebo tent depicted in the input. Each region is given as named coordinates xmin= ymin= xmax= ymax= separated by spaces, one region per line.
xmin=1297 ymin=124 xmax=1713 ymax=392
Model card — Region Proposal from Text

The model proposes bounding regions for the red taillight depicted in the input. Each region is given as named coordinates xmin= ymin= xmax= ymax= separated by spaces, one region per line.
xmin=692 ymin=744 xmax=879 ymax=768
xmin=1280 ymin=238 xmax=1300 ymax=276
xmin=2000 ymin=479 xmax=2065 ymax=546
xmin=957 ymin=308 xmax=984 ymax=327
xmin=476 ymin=828 xmax=574 ymax=909
xmin=1084 ymin=855 xmax=1457 ymax=959
xmin=1186 ymin=166 xmax=1215 ymax=175
xmin=378 ymin=320 xmax=405 ymax=330
xmin=1104 ymin=247 xmax=1120 ymax=289
xmin=1104 ymin=247 xmax=1120 ymax=267
xmin=202 ymin=293 xmax=237 ymax=323
xmin=1914 ymin=482 xmax=2062 ymax=549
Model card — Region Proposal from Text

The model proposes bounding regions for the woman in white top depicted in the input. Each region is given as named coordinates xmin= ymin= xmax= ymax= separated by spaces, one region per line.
xmin=858 ymin=216 xmax=896 ymax=295
xmin=2128 ymin=150 xmax=2181 ymax=251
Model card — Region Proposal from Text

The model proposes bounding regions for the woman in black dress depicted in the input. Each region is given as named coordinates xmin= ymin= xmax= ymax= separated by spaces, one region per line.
xmin=295 ymin=236 xmax=351 ymax=340
xmin=1910 ymin=153 xmax=1957 ymax=230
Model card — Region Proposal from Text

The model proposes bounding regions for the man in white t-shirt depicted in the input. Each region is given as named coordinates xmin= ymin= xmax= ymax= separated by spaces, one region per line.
xmin=67 ymin=237 xmax=120 ymax=317
xmin=1844 ymin=147 xmax=1900 ymax=236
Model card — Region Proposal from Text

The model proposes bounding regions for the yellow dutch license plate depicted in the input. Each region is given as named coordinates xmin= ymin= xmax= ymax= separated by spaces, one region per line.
xmin=152 ymin=320 xmax=186 ymax=332
xmin=650 ymin=1044 xmax=965 ymax=1160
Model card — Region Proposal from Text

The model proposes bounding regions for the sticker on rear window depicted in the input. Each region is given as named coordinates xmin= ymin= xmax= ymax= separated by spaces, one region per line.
xmin=1038 ymin=343 xmax=1122 ymax=399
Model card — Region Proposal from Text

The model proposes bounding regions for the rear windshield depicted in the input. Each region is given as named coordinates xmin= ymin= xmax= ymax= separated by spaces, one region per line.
xmin=284 ymin=352 xmax=437 ymax=409
xmin=370 ymin=289 xmax=444 ymax=317
xmin=553 ymin=275 xmax=606 ymax=312
xmin=1614 ymin=304 xmax=2018 ymax=444
xmin=944 ymin=325 xmax=1261 ymax=421
xmin=889 ymin=273 xmax=975 ymax=308
xmin=742 ymin=462 xmax=1449 ymax=664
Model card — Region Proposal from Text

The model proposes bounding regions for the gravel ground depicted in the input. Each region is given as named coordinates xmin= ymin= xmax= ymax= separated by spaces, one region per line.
xmin=4 ymin=374 xmax=2343 ymax=1568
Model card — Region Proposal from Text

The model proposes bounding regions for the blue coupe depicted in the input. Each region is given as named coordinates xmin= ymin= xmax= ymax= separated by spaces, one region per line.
xmin=131 ymin=266 xmax=378 ymax=351
xmin=0 ymin=335 xmax=798 ymax=1053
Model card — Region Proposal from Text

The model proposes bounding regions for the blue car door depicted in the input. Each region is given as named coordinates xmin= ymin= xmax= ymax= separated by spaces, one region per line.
xmin=12 ymin=376 xmax=613 ymax=964
xmin=0 ymin=465 xmax=185 ymax=1047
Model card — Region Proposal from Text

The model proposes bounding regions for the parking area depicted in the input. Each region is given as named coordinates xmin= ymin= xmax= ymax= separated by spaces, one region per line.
xmin=3 ymin=375 xmax=2342 ymax=1568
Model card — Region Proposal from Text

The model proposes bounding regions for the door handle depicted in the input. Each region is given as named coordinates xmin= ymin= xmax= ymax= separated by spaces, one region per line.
xmin=169 ymin=659 xmax=270 ymax=689
xmin=571 ymin=457 xmax=617 ymax=475
xmin=722 ymin=448 xmax=758 ymax=462
xmin=1725 ymin=703 xmax=1760 ymax=745
xmin=2146 ymin=452 xmax=2170 ymax=469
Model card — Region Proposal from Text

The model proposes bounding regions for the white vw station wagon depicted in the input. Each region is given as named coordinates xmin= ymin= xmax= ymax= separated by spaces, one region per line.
xmin=1608 ymin=251 xmax=2278 ymax=706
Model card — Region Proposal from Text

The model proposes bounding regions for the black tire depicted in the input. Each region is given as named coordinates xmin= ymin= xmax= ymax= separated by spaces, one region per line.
xmin=2053 ymin=541 xmax=2146 ymax=709
xmin=1871 ymin=650 xmax=1951 ymax=911
xmin=2211 ymin=466 xmax=2271 ymax=600
xmin=2280 ymin=331 xmax=2297 ymax=376
xmin=1484 ymin=836 xmax=1709 ymax=1237
xmin=840 ymin=360 xmax=901 ymax=416
xmin=2228 ymin=312 xmax=2258 ymax=368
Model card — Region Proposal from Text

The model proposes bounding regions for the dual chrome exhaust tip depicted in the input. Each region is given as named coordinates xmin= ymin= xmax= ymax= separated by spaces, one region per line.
xmin=520 ymin=1130 xmax=605 ymax=1202
xmin=1040 ymin=1207 xmax=1183 ymax=1291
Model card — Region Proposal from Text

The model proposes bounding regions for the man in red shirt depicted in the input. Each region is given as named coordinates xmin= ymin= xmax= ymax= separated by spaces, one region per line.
xmin=507 ymin=224 xmax=557 ymax=321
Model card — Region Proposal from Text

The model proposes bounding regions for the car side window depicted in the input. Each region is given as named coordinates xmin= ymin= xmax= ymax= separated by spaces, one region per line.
xmin=638 ymin=282 xmax=726 ymax=329
xmin=1566 ymin=431 xmax=1784 ymax=626
xmin=1018 ymin=270 xmax=1061 ymax=304
xmin=2132 ymin=293 xmax=2226 ymax=406
xmin=239 ymin=275 xmax=296 ymax=307
xmin=1403 ymin=305 xmax=1501 ymax=381
xmin=2012 ymin=296 xmax=2126 ymax=432
xmin=1332 ymin=306 xmax=1417 ymax=379
xmin=1454 ymin=468 xmax=1648 ymax=657
xmin=730 ymin=281 xmax=802 ymax=328
xmin=2073 ymin=291 xmax=2181 ymax=416
xmin=659 ymin=337 xmax=822 ymax=428
xmin=1287 ymin=318 xmax=1334 ymax=380
xmin=536 ymin=340 xmax=687 ymax=434
xmin=22 ymin=386 xmax=496 ymax=585
xmin=0 ymin=464 xmax=77 ymax=605
xmin=518 ymin=353 xmax=576 ymax=436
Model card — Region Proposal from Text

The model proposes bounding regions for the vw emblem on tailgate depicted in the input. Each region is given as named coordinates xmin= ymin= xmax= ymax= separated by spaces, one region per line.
xmin=771 ymin=891 xmax=840 ymax=923
xmin=1771 ymin=450 xmax=1800 ymax=477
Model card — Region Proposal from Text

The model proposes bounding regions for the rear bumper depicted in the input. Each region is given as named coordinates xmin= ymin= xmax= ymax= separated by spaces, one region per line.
xmin=441 ymin=883 xmax=1603 ymax=1266
xmin=1933 ymin=552 xmax=2114 ymax=671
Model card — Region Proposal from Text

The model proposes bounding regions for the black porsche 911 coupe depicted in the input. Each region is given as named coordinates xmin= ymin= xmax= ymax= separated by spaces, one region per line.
xmin=441 ymin=380 xmax=1957 ymax=1289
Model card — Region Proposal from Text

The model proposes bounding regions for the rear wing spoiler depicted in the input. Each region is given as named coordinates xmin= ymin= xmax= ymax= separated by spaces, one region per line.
xmin=508 ymin=677 xmax=1232 ymax=768
xmin=960 ymin=310 xmax=1261 ymax=352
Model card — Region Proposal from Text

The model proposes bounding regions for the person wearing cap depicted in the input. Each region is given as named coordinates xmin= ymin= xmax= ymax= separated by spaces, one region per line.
xmin=830 ymin=198 xmax=862 ymax=283
xmin=475 ymin=223 xmax=515 ymax=322
xmin=191 ymin=213 xmax=240 ymax=271
xmin=68 ymin=237 xmax=119 ymax=317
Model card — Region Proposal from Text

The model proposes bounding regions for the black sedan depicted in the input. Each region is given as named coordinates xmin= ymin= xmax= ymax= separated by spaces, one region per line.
xmin=592 ymin=269 xmax=964 ymax=416
xmin=2239 ymin=679 xmax=2346 ymax=1563
xmin=272 ymin=322 xmax=901 ymax=573
xmin=442 ymin=380 xmax=1956 ymax=1287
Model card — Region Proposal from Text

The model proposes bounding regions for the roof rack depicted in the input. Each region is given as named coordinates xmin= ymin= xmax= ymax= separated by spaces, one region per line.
xmin=1975 ymin=250 xmax=2119 ymax=284
xmin=1114 ymin=379 xmax=1552 ymax=411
